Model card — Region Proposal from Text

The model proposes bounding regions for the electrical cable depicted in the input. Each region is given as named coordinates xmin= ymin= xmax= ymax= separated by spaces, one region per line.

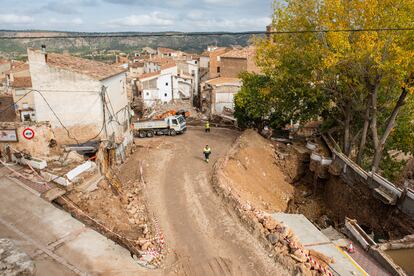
xmin=1 ymin=28 xmax=414 ymax=40
xmin=34 ymin=90 xmax=81 ymax=145
xmin=0 ymin=89 xmax=34 ymax=115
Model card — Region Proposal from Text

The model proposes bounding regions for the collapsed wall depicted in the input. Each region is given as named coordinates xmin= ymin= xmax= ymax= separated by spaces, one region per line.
xmin=324 ymin=175 xmax=414 ymax=240
xmin=275 ymin=136 xmax=414 ymax=240
xmin=212 ymin=130 xmax=333 ymax=275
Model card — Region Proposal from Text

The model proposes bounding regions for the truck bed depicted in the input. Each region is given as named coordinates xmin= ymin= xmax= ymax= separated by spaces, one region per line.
xmin=134 ymin=120 xmax=168 ymax=129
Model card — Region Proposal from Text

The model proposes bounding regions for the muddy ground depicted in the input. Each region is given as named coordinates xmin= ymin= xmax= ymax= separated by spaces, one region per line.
xmin=59 ymin=128 xmax=292 ymax=275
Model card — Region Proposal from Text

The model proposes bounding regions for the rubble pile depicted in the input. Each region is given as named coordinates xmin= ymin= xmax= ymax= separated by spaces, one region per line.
xmin=0 ymin=239 xmax=35 ymax=276
xmin=56 ymin=146 xmax=165 ymax=268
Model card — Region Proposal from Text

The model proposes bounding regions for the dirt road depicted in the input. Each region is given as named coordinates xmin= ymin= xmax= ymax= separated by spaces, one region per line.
xmin=137 ymin=127 xmax=290 ymax=275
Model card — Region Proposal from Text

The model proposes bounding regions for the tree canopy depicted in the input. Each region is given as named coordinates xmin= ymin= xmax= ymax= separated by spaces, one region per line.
xmin=235 ymin=0 xmax=414 ymax=175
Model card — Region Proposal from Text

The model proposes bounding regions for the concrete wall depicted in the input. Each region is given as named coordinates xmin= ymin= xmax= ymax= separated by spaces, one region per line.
xmin=0 ymin=121 xmax=54 ymax=158
xmin=323 ymin=135 xmax=414 ymax=220
xmin=101 ymin=73 xmax=130 ymax=144
xmin=144 ymin=62 xmax=160 ymax=73
xmin=200 ymin=56 xmax=209 ymax=69
xmin=212 ymin=85 xmax=240 ymax=114
xmin=142 ymin=89 xmax=159 ymax=107
xmin=156 ymin=74 xmax=173 ymax=102
xmin=220 ymin=57 xmax=247 ymax=78
xmin=177 ymin=80 xmax=192 ymax=99
xmin=209 ymin=48 xmax=228 ymax=79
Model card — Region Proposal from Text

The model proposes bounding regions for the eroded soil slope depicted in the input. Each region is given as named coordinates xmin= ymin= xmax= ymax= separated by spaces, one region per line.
xmin=222 ymin=130 xmax=295 ymax=212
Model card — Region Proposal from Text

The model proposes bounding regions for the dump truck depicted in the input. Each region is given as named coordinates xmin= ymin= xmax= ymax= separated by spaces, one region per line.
xmin=133 ymin=115 xmax=186 ymax=138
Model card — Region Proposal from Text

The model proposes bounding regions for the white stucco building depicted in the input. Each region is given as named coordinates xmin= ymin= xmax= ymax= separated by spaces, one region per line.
xmin=27 ymin=48 xmax=131 ymax=149
xmin=201 ymin=77 xmax=242 ymax=115
xmin=139 ymin=63 xmax=194 ymax=107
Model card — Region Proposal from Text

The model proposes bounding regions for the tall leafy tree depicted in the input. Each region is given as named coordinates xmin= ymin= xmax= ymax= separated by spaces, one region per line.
xmin=256 ymin=0 xmax=414 ymax=172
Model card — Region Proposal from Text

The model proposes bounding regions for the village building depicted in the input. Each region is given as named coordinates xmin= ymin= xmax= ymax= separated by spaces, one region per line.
xmin=201 ymin=77 xmax=241 ymax=116
xmin=207 ymin=47 xmax=230 ymax=79
xmin=11 ymin=76 xmax=34 ymax=122
xmin=138 ymin=63 xmax=194 ymax=107
xmin=199 ymin=46 xmax=260 ymax=117
xmin=129 ymin=61 xmax=145 ymax=77
xmin=27 ymin=47 xmax=131 ymax=153
xmin=219 ymin=46 xmax=261 ymax=78
xmin=157 ymin=47 xmax=182 ymax=59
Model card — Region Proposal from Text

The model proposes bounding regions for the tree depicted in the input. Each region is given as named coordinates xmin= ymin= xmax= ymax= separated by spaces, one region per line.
xmin=257 ymin=0 xmax=414 ymax=172
xmin=234 ymin=72 xmax=273 ymax=129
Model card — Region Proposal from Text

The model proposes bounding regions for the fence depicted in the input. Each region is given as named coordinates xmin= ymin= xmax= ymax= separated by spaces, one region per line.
xmin=321 ymin=135 xmax=414 ymax=219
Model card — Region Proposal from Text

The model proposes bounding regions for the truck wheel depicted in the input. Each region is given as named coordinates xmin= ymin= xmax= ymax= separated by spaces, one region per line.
xmin=146 ymin=130 xmax=154 ymax=138
xmin=138 ymin=131 xmax=146 ymax=138
xmin=169 ymin=129 xmax=177 ymax=136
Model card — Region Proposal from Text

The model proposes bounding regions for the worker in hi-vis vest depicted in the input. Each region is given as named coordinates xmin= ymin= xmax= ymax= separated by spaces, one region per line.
xmin=205 ymin=121 xmax=210 ymax=133
xmin=203 ymin=145 xmax=211 ymax=163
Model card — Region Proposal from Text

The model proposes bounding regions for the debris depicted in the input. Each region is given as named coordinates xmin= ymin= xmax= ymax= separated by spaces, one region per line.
xmin=267 ymin=233 xmax=279 ymax=245
xmin=0 ymin=239 xmax=35 ymax=276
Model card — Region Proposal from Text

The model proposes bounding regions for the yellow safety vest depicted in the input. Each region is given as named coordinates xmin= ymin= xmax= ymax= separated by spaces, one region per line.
xmin=205 ymin=122 xmax=210 ymax=129
xmin=204 ymin=147 xmax=211 ymax=154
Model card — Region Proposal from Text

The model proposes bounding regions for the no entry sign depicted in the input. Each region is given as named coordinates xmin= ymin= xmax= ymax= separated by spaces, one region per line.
xmin=22 ymin=128 xmax=35 ymax=140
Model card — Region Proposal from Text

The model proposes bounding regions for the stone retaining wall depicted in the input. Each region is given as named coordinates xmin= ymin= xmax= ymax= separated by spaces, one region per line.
xmin=212 ymin=134 xmax=332 ymax=275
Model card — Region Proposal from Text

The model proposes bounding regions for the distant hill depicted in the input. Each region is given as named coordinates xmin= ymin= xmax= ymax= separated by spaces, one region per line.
xmin=0 ymin=30 xmax=262 ymax=59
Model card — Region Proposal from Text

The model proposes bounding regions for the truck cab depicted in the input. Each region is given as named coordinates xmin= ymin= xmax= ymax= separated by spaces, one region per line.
xmin=167 ymin=115 xmax=186 ymax=133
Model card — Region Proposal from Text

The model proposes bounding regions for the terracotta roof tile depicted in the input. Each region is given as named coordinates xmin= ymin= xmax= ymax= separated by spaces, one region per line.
xmin=130 ymin=62 xmax=144 ymax=68
xmin=221 ymin=46 xmax=256 ymax=59
xmin=146 ymin=57 xmax=174 ymax=65
xmin=139 ymin=71 xmax=160 ymax=80
xmin=47 ymin=53 xmax=127 ymax=80
xmin=161 ymin=63 xmax=176 ymax=70
xmin=12 ymin=76 xmax=32 ymax=88
xmin=205 ymin=77 xmax=241 ymax=86
xmin=158 ymin=47 xmax=176 ymax=54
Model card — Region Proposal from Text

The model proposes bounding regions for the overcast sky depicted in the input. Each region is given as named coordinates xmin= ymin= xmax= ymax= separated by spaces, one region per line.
xmin=0 ymin=0 xmax=273 ymax=32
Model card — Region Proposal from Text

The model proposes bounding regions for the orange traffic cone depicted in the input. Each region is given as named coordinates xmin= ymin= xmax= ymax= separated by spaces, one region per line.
xmin=347 ymin=242 xmax=355 ymax=253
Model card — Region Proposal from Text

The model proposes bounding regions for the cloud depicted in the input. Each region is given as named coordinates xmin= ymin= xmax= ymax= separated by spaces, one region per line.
xmin=187 ymin=17 xmax=271 ymax=31
xmin=49 ymin=17 xmax=84 ymax=25
xmin=108 ymin=12 xmax=175 ymax=27
xmin=0 ymin=14 xmax=33 ymax=24
xmin=44 ymin=1 xmax=79 ymax=14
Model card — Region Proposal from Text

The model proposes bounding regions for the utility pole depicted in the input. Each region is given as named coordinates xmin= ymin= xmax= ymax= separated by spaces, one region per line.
xmin=101 ymin=86 xmax=108 ymax=140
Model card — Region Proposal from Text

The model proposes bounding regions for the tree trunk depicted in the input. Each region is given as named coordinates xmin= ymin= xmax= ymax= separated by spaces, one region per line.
xmin=371 ymin=88 xmax=409 ymax=172
xmin=357 ymin=97 xmax=371 ymax=165
xmin=343 ymin=102 xmax=352 ymax=156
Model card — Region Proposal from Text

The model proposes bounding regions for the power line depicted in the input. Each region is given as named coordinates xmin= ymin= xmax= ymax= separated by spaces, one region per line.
xmin=0 ymin=88 xmax=100 ymax=115
xmin=35 ymin=89 xmax=81 ymax=145
xmin=1 ymin=27 xmax=414 ymax=40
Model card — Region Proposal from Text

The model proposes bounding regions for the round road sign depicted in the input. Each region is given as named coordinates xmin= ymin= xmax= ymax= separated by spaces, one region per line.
xmin=22 ymin=128 xmax=35 ymax=140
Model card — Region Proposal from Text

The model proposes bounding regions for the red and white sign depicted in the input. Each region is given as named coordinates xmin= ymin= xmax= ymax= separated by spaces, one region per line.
xmin=22 ymin=128 xmax=35 ymax=140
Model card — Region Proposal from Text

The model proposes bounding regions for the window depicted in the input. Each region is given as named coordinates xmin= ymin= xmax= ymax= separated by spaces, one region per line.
xmin=195 ymin=61 xmax=198 ymax=64
xmin=164 ymin=93 xmax=167 ymax=97
xmin=146 ymin=92 xmax=150 ymax=96
xmin=23 ymin=114 xmax=31 ymax=121
xmin=191 ymin=70 xmax=195 ymax=77
xmin=165 ymin=82 xmax=169 ymax=86
xmin=217 ymin=67 xmax=220 ymax=73
xmin=172 ymin=119 xmax=178 ymax=125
